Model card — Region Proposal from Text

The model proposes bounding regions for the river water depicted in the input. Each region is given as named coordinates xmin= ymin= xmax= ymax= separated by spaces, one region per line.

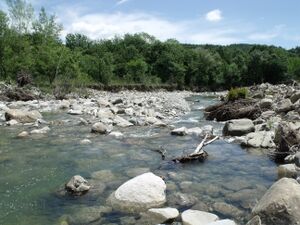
xmin=0 ymin=95 xmax=277 ymax=225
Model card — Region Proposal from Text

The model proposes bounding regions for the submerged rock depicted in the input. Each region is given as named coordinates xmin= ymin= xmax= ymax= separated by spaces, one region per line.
xmin=108 ymin=172 xmax=166 ymax=212
xmin=171 ymin=127 xmax=188 ymax=136
xmin=30 ymin=126 xmax=50 ymax=134
xmin=181 ymin=209 xmax=219 ymax=225
xmin=80 ymin=139 xmax=91 ymax=145
xmin=17 ymin=131 xmax=29 ymax=138
xmin=91 ymin=122 xmax=110 ymax=134
xmin=223 ymin=119 xmax=255 ymax=136
xmin=65 ymin=175 xmax=90 ymax=195
xmin=140 ymin=207 xmax=179 ymax=224
xmin=252 ymin=178 xmax=300 ymax=225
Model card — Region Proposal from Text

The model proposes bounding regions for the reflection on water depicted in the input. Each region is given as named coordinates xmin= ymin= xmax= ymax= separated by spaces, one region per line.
xmin=0 ymin=95 xmax=277 ymax=224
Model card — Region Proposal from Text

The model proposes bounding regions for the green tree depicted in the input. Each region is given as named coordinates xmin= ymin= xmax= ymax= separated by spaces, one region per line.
xmin=126 ymin=58 xmax=148 ymax=83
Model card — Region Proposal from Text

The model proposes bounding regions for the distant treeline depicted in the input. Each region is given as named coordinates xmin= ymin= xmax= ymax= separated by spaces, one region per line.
xmin=1 ymin=1 xmax=300 ymax=91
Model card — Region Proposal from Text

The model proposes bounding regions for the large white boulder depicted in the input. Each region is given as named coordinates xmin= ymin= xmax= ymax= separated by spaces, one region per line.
xmin=108 ymin=172 xmax=166 ymax=212
xmin=223 ymin=119 xmax=255 ymax=136
xmin=252 ymin=178 xmax=300 ymax=225
xmin=181 ymin=209 xmax=219 ymax=225
xmin=5 ymin=109 xmax=42 ymax=123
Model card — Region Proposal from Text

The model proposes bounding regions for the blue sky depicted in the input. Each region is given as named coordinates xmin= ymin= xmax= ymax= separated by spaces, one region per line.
xmin=1 ymin=0 xmax=299 ymax=48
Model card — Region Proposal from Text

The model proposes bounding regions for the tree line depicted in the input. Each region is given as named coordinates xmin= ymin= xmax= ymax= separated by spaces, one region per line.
xmin=0 ymin=0 xmax=299 ymax=91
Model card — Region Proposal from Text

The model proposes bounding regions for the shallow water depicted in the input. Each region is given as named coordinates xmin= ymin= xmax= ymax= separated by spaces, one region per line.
xmin=0 ymin=95 xmax=277 ymax=225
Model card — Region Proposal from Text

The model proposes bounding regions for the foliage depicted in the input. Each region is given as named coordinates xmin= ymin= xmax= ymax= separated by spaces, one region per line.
xmin=227 ymin=87 xmax=248 ymax=101
xmin=0 ymin=1 xmax=299 ymax=91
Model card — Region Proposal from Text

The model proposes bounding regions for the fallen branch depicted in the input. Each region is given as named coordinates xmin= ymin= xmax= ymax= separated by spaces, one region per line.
xmin=172 ymin=135 xmax=219 ymax=163
xmin=150 ymin=146 xmax=167 ymax=160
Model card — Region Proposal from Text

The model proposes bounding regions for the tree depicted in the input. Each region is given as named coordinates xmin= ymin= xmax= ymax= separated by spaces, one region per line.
xmin=66 ymin=33 xmax=91 ymax=51
xmin=32 ymin=7 xmax=62 ymax=41
xmin=6 ymin=0 xmax=34 ymax=34
xmin=126 ymin=58 xmax=148 ymax=83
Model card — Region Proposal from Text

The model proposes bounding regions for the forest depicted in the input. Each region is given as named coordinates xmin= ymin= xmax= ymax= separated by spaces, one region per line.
xmin=1 ymin=0 xmax=300 ymax=92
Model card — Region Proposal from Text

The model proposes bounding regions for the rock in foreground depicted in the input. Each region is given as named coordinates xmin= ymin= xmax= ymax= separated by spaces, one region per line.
xmin=252 ymin=178 xmax=300 ymax=225
xmin=108 ymin=172 xmax=166 ymax=212
xmin=181 ymin=209 xmax=219 ymax=225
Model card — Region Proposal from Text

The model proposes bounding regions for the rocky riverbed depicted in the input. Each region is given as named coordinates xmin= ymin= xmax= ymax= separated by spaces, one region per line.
xmin=0 ymin=83 xmax=299 ymax=225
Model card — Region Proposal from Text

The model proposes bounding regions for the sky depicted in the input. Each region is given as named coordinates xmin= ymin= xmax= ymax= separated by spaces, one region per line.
xmin=1 ymin=0 xmax=299 ymax=48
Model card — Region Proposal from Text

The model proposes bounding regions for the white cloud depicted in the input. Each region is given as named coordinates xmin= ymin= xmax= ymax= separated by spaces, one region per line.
xmin=116 ymin=0 xmax=130 ymax=6
xmin=205 ymin=9 xmax=222 ymax=22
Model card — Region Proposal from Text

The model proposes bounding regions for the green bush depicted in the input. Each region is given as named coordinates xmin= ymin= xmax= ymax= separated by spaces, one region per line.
xmin=227 ymin=87 xmax=248 ymax=101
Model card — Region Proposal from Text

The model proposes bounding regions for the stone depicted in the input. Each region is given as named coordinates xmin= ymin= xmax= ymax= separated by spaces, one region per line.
xmin=146 ymin=207 xmax=179 ymax=223
xmin=113 ymin=116 xmax=133 ymax=127
xmin=246 ymin=216 xmax=262 ymax=225
xmin=252 ymin=178 xmax=300 ymax=225
xmin=241 ymin=131 xmax=275 ymax=148
xmin=80 ymin=139 xmax=91 ymax=145
xmin=108 ymin=172 xmax=166 ymax=212
xmin=278 ymin=164 xmax=298 ymax=179
xmin=168 ymin=192 xmax=197 ymax=207
xmin=259 ymin=98 xmax=273 ymax=109
xmin=65 ymin=175 xmax=90 ymax=195
xmin=112 ymin=98 xmax=123 ymax=105
xmin=97 ymin=98 xmax=110 ymax=107
xmin=17 ymin=131 xmax=29 ymax=138
xmin=207 ymin=220 xmax=236 ymax=225
xmin=67 ymin=109 xmax=83 ymax=115
xmin=91 ymin=122 xmax=110 ymax=134
xmin=202 ymin=125 xmax=214 ymax=135
xmin=6 ymin=119 xmax=19 ymax=126
xmin=276 ymin=98 xmax=293 ymax=113
xmin=30 ymin=126 xmax=50 ymax=134
xmin=5 ymin=109 xmax=42 ymax=123
xmin=187 ymin=127 xmax=203 ymax=136
xmin=294 ymin=152 xmax=300 ymax=167
xmin=181 ymin=210 xmax=219 ymax=225
xmin=91 ymin=170 xmax=115 ymax=182
xmin=109 ymin=131 xmax=124 ymax=138
xmin=212 ymin=202 xmax=243 ymax=218
xmin=171 ymin=127 xmax=188 ymax=136
xmin=285 ymin=110 xmax=300 ymax=120
xmin=223 ymin=119 xmax=255 ymax=136
xmin=261 ymin=110 xmax=275 ymax=119
xmin=290 ymin=91 xmax=300 ymax=103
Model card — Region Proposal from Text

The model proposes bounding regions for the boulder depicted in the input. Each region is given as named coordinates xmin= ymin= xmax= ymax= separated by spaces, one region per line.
xmin=207 ymin=220 xmax=236 ymax=225
xmin=223 ymin=119 xmax=255 ymax=136
xmin=290 ymin=91 xmax=300 ymax=103
xmin=294 ymin=152 xmax=300 ymax=167
xmin=241 ymin=131 xmax=275 ymax=148
xmin=252 ymin=178 xmax=300 ymax=225
xmin=171 ymin=127 xmax=188 ymax=136
xmin=278 ymin=164 xmax=298 ymax=179
xmin=108 ymin=172 xmax=166 ymax=212
xmin=187 ymin=127 xmax=203 ymax=136
xmin=181 ymin=210 xmax=219 ymax=225
xmin=65 ymin=175 xmax=90 ymax=195
xmin=246 ymin=216 xmax=262 ymax=225
xmin=276 ymin=99 xmax=294 ymax=113
xmin=141 ymin=207 xmax=179 ymax=224
xmin=91 ymin=122 xmax=110 ymax=134
xmin=113 ymin=116 xmax=133 ymax=127
xmin=274 ymin=121 xmax=300 ymax=156
xmin=5 ymin=109 xmax=42 ymax=123
xmin=259 ymin=98 xmax=273 ymax=109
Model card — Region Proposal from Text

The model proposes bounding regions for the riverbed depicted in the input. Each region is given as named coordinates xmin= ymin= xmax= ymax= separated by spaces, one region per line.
xmin=0 ymin=95 xmax=277 ymax=225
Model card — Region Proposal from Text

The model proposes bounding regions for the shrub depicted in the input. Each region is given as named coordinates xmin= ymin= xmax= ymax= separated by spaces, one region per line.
xmin=227 ymin=87 xmax=248 ymax=101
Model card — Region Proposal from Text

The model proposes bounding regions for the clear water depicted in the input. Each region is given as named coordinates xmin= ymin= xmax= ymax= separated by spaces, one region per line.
xmin=0 ymin=95 xmax=277 ymax=225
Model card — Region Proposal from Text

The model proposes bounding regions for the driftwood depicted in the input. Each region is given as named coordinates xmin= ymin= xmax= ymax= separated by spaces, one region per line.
xmin=150 ymin=146 xmax=167 ymax=160
xmin=172 ymin=135 xmax=219 ymax=163
xmin=204 ymin=99 xmax=261 ymax=121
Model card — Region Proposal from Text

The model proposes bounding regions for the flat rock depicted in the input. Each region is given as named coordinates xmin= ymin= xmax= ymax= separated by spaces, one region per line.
xmin=241 ymin=131 xmax=275 ymax=148
xmin=223 ymin=119 xmax=255 ymax=136
xmin=181 ymin=210 xmax=219 ymax=225
xmin=5 ymin=109 xmax=42 ymax=123
xmin=171 ymin=127 xmax=188 ymax=136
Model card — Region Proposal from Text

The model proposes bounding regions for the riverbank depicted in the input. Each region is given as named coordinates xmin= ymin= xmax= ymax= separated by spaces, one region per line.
xmin=0 ymin=82 xmax=298 ymax=225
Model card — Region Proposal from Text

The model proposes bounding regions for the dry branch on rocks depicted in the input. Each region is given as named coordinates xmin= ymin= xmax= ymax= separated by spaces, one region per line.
xmin=172 ymin=135 xmax=219 ymax=163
